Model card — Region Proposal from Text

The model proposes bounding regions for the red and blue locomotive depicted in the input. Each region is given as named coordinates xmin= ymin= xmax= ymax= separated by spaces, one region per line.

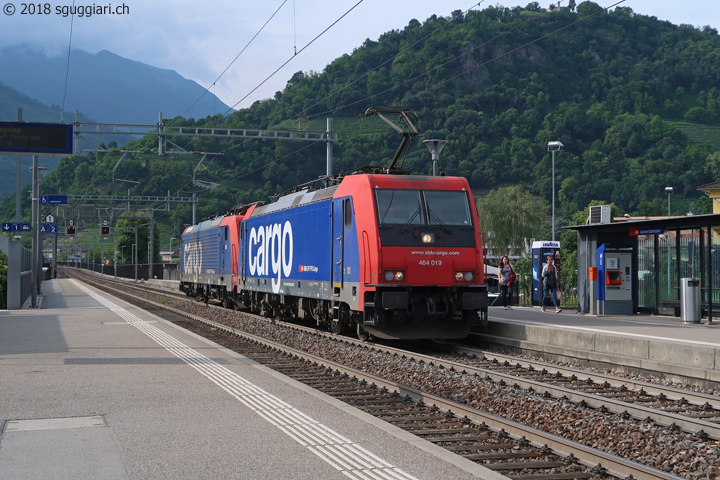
xmin=179 ymin=170 xmax=488 ymax=340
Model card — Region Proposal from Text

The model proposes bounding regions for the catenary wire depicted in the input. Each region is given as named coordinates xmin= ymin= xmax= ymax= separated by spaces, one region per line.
xmin=223 ymin=0 xmax=366 ymax=115
xmin=290 ymin=1 xmax=486 ymax=122
xmin=179 ymin=0 xmax=289 ymax=119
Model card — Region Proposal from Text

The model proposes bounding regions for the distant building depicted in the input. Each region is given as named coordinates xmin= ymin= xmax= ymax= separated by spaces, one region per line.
xmin=698 ymin=182 xmax=720 ymax=214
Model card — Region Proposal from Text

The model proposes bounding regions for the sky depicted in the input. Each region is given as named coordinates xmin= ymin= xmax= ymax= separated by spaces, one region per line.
xmin=0 ymin=0 xmax=718 ymax=115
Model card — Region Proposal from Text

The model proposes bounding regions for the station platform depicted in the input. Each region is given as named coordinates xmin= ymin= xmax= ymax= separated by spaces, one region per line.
xmin=1 ymin=279 xmax=503 ymax=480
xmin=480 ymin=305 xmax=720 ymax=388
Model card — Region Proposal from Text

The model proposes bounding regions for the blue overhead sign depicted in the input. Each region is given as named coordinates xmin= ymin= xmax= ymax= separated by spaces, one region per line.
xmin=0 ymin=121 xmax=73 ymax=155
xmin=40 ymin=195 xmax=68 ymax=205
xmin=2 ymin=222 xmax=31 ymax=233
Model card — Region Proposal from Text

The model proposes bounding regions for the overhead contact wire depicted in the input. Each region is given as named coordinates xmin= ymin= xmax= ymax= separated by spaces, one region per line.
xmin=224 ymin=0 xmax=366 ymax=115
xmin=180 ymin=0 xmax=289 ymax=119
xmin=292 ymin=1 xmax=486 ymax=122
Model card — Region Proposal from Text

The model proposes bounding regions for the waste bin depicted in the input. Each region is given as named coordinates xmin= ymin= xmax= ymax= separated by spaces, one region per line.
xmin=680 ymin=277 xmax=701 ymax=324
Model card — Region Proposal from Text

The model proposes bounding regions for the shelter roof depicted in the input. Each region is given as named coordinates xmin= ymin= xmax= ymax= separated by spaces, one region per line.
xmin=563 ymin=213 xmax=720 ymax=233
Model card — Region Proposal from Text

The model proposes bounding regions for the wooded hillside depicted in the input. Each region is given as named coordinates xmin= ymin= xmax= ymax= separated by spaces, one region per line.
xmin=3 ymin=1 xmax=720 ymax=237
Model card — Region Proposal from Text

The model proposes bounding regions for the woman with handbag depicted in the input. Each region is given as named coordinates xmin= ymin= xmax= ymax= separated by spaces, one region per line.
xmin=499 ymin=255 xmax=516 ymax=310
xmin=541 ymin=255 xmax=562 ymax=313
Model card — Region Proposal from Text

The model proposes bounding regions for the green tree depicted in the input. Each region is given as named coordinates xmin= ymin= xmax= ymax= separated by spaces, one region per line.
xmin=476 ymin=185 xmax=547 ymax=261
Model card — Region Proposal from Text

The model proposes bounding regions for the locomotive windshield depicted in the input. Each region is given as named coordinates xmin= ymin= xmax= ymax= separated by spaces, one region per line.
xmin=377 ymin=189 xmax=423 ymax=225
xmin=424 ymin=190 xmax=473 ymax=226
xmin=376 ymin=189 xmax=473 ymax=226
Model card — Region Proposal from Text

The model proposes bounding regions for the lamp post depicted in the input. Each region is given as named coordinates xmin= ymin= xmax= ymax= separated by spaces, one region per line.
xmin=547 ymin=141 xmax=564 ymax=241
xmin=423 ymin=139 xmax=448 ymax=176
xmin=665 ymin=187 xmax=673 ymax=299
xmin=132 ymin=243 xmax=137 ymax=281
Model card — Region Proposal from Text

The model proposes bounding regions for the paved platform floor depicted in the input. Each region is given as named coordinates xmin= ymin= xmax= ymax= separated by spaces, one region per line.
xmin=480 ymin=305 xmax=720 ymax=385
xmin=1 ymin=279 xmax=504 ymax=480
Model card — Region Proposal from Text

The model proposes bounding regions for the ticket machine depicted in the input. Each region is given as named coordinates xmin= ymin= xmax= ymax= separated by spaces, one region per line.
xmin=532 ymin=240 xmax=561 ymax=306
xmin=596 ymin=244 xmax=633 ymax=315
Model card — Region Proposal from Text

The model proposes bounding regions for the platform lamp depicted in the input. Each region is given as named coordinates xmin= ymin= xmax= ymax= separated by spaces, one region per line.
xmin=423 ymin=139 xmax=448 ymax=176
xmin=547 ymin=141 xmax=564 ymax=241
xmin=665 ymin=186 xmax=673 ymax=299
xmin=665 ymin=186 xmax=673 ymax=217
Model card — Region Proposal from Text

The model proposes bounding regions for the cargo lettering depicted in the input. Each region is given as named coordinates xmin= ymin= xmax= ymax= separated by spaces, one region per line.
xmin=248 ymin=221 xmax=294 ymax=293
xmin=184 ymin=242 xmax=203 ymax=274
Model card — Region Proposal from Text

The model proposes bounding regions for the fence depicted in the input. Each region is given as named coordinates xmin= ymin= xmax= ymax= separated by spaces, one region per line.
xmin=58 ymin=262 xmax=179 ymax=281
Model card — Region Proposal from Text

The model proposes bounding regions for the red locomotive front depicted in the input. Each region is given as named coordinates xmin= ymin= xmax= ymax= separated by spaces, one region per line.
xmin=340 ymin=174 xmax=488 ymax=340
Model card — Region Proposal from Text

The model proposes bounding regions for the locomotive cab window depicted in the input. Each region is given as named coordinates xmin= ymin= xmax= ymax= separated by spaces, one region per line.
xmin=424 ymin=190 xmax=472 ymax=226
xmin=344 ymin=198 xmax=352 ymax=228
xmin=375 ymin=189 xmax=472 ymax=226
xmin=376 ymin=189 xmax=423 ymax=225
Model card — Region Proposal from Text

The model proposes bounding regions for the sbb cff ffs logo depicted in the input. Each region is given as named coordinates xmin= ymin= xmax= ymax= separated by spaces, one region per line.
xmin=66 ymin=226 xmax=76 ymax=236
xmin=101 ymin=226 xmax=110 ymax=236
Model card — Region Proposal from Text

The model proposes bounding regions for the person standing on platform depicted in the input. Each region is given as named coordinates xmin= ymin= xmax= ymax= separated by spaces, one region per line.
xmin=498 ymin=255 xmax=516 ymax=310
xmin=541 ymin=255 xmax=562 ymax=313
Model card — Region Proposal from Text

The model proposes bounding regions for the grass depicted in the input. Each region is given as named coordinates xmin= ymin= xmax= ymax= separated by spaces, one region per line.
xmin=667 ymin=121 xmax=720 ymax=150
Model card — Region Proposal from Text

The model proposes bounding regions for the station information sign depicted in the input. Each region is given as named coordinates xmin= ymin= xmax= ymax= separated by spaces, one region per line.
xmin=0 ymin=121 xmax=73 ymax=155
xmin=40 ymin=195 xmax=68 ymax=205
xmin=629 ymin=225 xmax=665 ymax=236
xmin=2 ymin=222 xmax=31 ymax=233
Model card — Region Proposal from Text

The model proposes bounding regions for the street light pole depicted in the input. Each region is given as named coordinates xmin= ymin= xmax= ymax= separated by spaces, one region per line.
xmin=423 ymin=139 xmax=448 ymax=176
xmin=665 ymin=187 xmax=673 ymax=299
xmin=547 ymin=141 xmax=564 ymax=241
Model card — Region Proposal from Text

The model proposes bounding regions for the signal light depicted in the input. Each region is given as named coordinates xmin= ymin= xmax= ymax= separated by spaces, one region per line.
xmin=101 ymin=226 xmax=110 ymax=236
xmin=67 ymin=226 xmax=76 ymax=236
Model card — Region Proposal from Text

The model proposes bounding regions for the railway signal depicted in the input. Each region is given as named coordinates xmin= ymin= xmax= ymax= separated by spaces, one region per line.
xmin=67 ymin=225 xmax=76 ymax=236
xmin=101 ymin=226 xmax=110 ymax=236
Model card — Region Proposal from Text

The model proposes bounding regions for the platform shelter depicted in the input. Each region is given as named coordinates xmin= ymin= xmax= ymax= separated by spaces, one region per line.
xmin=566 ymin=213 xmax=720 ymax=320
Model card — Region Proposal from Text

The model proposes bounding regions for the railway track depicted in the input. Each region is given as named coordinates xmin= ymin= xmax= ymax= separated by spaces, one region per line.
xmin=87 ymin=272 xmax=720 ymax=438
xmin=62 ymin=269 xmax=706 ymax=479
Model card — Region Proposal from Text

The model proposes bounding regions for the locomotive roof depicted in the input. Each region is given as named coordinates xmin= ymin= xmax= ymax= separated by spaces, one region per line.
xmin=182 ymin=216 xmax=224 ymax=234
xmin=250 ymin=185 xmax=338 ymax=217
xmin=247 ymin=173 xmax=469 ymax=219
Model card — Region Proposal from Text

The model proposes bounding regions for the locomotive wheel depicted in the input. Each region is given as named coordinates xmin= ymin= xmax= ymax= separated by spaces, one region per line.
xmin=357 ymin=324 xmax=372 ymax=342
xmin=330 ymin=318 xmax=343 ymax=335
xmin=331 ymin=305 xmax=349 ymax=335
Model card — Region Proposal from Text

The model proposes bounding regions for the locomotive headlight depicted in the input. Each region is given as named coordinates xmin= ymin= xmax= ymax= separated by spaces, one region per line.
xmin=455 ymin=272 xmax=474 ymax=282
xmin=421 ymin=233 xmax=434 ymax=244
xmin=384 ymin=271 xmax=405 ymax=282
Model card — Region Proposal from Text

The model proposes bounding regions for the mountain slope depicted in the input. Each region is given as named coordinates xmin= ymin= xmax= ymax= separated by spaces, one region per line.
xmin=3 ymin=2 xmax=720 ymax=232
xmin=0 ymin=45 xmax=231 ymax=124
